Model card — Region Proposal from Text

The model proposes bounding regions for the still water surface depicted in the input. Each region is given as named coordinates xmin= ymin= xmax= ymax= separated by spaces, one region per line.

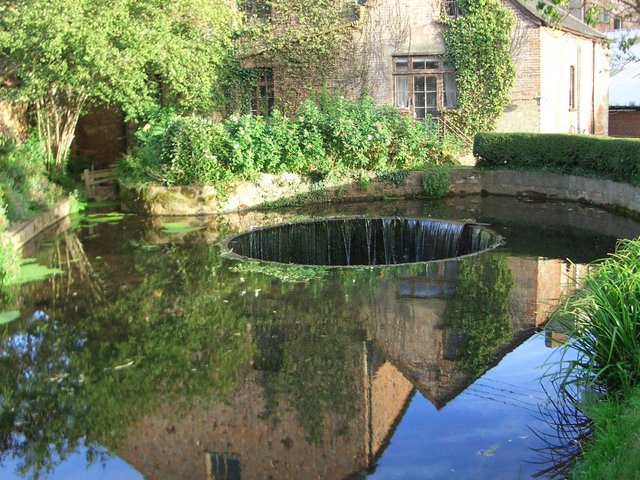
xmin=1 ymin=196 xmax=638 ymax=480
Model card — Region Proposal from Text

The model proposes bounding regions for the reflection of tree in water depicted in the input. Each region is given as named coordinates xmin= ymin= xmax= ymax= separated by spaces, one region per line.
xmin=0 ymin=237 xmax=365 ymax=477
xmin=0 ymin=242 xmax=253 ymax=478
xmin=445 ymin=253 xmax=514 ymax=374
xmin=253 ymin=300 xmax=362 ymax=444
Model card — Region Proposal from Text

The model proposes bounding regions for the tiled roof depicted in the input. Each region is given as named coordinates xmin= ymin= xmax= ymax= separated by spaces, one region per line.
xmin=511 ymin=0 xmax=607 ymax=40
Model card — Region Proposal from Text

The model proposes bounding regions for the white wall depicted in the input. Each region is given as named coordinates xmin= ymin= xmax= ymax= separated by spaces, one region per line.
xmin=539 ymin=28 xmax=609 ymax=134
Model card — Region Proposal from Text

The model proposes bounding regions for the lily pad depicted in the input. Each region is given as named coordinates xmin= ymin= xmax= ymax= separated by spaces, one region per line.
xmin=83 ymin=212 xmax=126 ymax=225
xmin=8 ymin=260 xmax=64 ymax=285
xmin=160 ymin=222 xmax=204 ymax=234
xmin=0 ymin=311 xmax=20 ymax=325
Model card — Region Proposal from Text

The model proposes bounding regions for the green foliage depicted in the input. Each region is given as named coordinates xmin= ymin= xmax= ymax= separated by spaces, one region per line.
xmin=474 ymin=132 xmax=640 ymax=185
xmin=240 ymin=0 xmax=354 ymax=113
xmin=0 ymin=133 xmax=63 ymax=223
xmin=121 ymin=95 xmax=460 ymax=189
xmin=377 ymin=169 xmax=410 ymax=187
xmin=214 ymin=50 xmax=260 ymax=117
xmin=445 ymin=253 xmax=514 ymax=374
xmin=573 ymin=385 xmax=640 ymax=480
xmin=161 ymin=116 xmax=229 ymax=186
xmin=0 ymin=0 xmax=237 ymax=173
xmin=422 ymin=167 xmax=451 ymax=198
xmin=68 ymin=189 xmax=86 ymax=215
xmin=0 ymin=202 xmax=19 ymax=288
xmin=552 ymin=239 xmax=640 ymax=395
xmin=229 ymin=261 xmax=328 ymax=283
xmin=442 ymin=0 xmax=516 ymax=136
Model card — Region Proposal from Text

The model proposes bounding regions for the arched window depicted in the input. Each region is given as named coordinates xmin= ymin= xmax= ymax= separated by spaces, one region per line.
xmin=569 ymin=65 xmax=576 ymax=110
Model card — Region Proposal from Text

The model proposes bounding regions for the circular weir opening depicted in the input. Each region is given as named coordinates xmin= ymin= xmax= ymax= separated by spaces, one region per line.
xmin=224 ymin=217 xmax=501 ymax=267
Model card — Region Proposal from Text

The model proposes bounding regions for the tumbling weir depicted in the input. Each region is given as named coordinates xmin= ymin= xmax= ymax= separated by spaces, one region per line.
xmin=223 ymin=217 xmax=501 ymax=266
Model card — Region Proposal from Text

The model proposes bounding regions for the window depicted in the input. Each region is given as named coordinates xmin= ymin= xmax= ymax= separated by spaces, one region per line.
xmin=569 ymin=65 xmax=576 ymax=110
xmin=205 ymin=453 xmax=241 ymax=480
xmin=393 ymin=56 xmax=457 ymax=120
xmin=251 ymin=68 xmax=274 ymax=117
xmin=444 ymin=0 xmax=460 ymax=17
xmin=243 ymin=0 xmax=270 ymax=20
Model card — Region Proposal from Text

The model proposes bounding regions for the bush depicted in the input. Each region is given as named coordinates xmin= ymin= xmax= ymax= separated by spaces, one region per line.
xmin=422 ymin=167 xmax=451 ymax=198
xmin=0 ymin=133 xmax=62 ymax=222
xmin=474 ymin=133 xmax=640 ymax=184
xmin=121 ymin=95 xmax=464 ymax=188
xmin=0 ymin=195 xmax=19 ymax=286
xmin=160 ymin=116 xmax=230 ymax=186
xmin=553 ymin=239 xmax=640 ymax=395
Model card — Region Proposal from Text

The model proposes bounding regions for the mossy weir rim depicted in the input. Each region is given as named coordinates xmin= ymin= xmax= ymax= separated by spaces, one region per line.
xmin=220 ymin=216 xmax=503 ymax=268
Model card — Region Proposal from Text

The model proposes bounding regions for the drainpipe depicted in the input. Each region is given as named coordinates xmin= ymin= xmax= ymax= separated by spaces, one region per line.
xmin=591 ymin=40 xmax=596 ymax=134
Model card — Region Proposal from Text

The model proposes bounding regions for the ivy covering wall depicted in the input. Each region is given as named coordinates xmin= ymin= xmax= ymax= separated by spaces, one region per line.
xmin=442 ymin=0 xmax=516 ymax=137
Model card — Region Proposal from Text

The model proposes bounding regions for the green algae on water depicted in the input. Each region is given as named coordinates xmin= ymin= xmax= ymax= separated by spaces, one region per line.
xmin=8 ymin=259 xmax=64 ymax=285
xmin=0 ymin=310 xmax=20 ymax=325
xmin=160 ymin=222 xmax=204 ymax=234
xmin=230 ymin=261 xmax=327 ymax=283
xmin=83 ymin=212 xmax=127 ymax=225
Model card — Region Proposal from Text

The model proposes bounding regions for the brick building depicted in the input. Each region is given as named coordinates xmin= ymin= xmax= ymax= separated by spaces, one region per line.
xmin=607 ymin=29 xmax=640 ymax=137
xmin=335 ymin=0 xmax=609 ymax=134
xmin=115 ymin=253 xmax=584 ymax=480
xmin=568 ymin=0 xmax=640 ymax=32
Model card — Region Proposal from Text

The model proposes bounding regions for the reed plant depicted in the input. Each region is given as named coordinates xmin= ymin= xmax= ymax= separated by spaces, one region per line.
xmin=553 ymin=239 xmax=640 ymax=395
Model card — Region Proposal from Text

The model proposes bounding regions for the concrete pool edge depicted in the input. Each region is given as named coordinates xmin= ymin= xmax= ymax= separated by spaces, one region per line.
xmin=120 ymin=168 xmax=640 ymax=218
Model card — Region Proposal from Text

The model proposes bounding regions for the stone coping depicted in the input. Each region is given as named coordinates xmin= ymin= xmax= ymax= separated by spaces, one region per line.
xmin=6 ymin=198 xmax=71 ymax=249
xmin=121 ymin=168 xmax=640 ymax=217
xmin=7 ymin=169 xmax=640 ymax=249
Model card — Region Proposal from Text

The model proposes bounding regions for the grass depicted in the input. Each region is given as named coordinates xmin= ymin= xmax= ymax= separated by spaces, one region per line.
xmin=573 ymin=386 xmax=640 ymax=480
xmin=548 ymin=238 xmax=640 ymax=478
xmin=552 ymin=238 xmax=640 ymax=395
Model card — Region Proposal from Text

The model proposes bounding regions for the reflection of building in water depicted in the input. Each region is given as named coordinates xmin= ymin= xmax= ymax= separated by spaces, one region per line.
xmin=508 ymin=257 xmax=588 ymax=327
xmin=116 ymin=255 xmax=586 ymax=479
xmin=117 ymin=347 xmax=414 ymax=480
xmin=366 ymin=256 xmax=588 ymax=408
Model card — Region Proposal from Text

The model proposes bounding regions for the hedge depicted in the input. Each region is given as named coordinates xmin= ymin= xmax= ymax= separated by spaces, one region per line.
xmin=474 ymin=133 xmax=640 ymax=185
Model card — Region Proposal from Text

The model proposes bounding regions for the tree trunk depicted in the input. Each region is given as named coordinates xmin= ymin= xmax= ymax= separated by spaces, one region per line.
xmin=35 ymin=87 xmax=87 ymax=177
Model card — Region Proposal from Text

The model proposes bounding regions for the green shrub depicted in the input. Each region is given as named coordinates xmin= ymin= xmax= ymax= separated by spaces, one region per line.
xmin=0 ymin=133 xmax=62 ymax=222
xmin=0 ymin=195 xmax=19 ymax=286
xmin=120 ymin=95 xmax=465 ymax=189
xmin=422 ymin=167 xmax=451 ymax=198
xmin=553 ymin=239 xmax=640 ymax=394
xmin=264 ymin=110 xmax=305 ymax=173
xmin=160 ymin=116 xmax=230 ymax=186
xmin=474 ymin=133 xmax=640 ymax=184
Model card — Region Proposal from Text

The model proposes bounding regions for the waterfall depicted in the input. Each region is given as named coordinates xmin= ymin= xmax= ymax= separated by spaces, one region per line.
xmin=228 ymin=217 xmax=498 ymax=266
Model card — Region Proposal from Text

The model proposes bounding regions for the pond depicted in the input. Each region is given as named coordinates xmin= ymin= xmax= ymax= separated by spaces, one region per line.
xmin=1 ymin=195 xmax=639 ymax=480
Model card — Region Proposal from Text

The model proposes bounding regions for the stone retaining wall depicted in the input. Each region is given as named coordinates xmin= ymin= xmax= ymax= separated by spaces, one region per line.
xmin=7 ymin=198 xmax=72 ymax=249
xmin=121 ymin=168 xmax=640 ymax=217
xmin=10 ymin=169 xmax=640 ymax=249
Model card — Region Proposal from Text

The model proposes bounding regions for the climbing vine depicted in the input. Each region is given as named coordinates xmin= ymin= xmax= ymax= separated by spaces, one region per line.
xmin=442 ymin=0 xmax=516 ymax=137
xmin=238 ymin=0 xmax=357 ymax=114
